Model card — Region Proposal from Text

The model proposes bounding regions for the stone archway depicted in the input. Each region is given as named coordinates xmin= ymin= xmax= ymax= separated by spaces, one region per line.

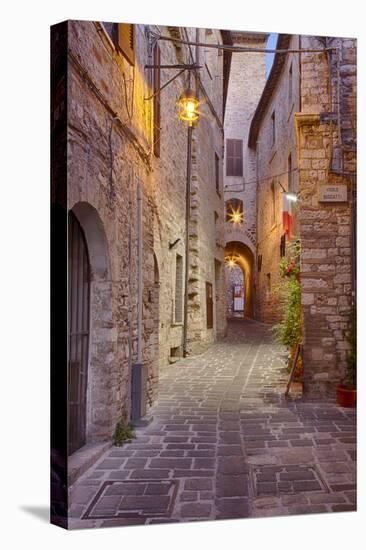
xmin=70 ymin=202 xmax=114 ymax=446
xmin=225 ymin=241 xmax=255 ymax=318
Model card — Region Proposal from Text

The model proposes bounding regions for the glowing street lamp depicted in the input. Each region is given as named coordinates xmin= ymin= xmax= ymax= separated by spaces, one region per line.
xmin=226 ymin=255 xmax=238 ymax=268
xmin=178 ymin=88 xmax=200 ymax=126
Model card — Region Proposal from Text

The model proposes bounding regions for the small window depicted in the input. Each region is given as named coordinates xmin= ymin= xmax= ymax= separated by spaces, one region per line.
xmin=288 ymin=63 xmax=293 ymax=104
xmin=271 ymin=180 xmax=277 ymax=226
xmin=258 ymin=254 xmax=263 ymax=272
xmin=288 ymin=153 xmax=292 ymax=191
xmin=174 ymin=254 xmax=183 ymax=323
xmin=101 ymin=22 xmax=135 ymax=66
xmin=215 ymin=153 xmax=220 ymax=194
xmin=153 ymin=44 xmax=161 ymax=157
xmin=226 ymin=198 xmax=244 ymax=224
xmin=214 ymin=211 xmax=219 ymax=226
xmin=117 ymin=24 xmax=135 ymax=65
xmin=271 ymin=111 xmax=276 ymax=146
xmin=226 ymin=139 xmax=243 ymax=177
xmin=102 ymin=22 xmax=118 ymax=44
xmin=206 ymin=282 xmax=213 ymax=329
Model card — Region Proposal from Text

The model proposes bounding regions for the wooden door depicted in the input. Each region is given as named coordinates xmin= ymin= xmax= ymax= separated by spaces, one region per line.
xmin=68 ymin=211 xmax=90 ymax=455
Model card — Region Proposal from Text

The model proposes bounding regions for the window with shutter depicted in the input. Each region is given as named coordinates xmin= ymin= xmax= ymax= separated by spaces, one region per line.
xmin=226 ymin=139 xmax=243 ymax=176
xmin=215 ymin=152 xmax=220 ymax=193
xmin=117 ymin=24 xmax=135 ymax=65
xmin=174 ymin=254 xmax=183 ymax=323
xmin=288 ymin=153 xmax=292 ymax=191
xmin=206 ymin=282 xmax=213 ymax=329
xmin=271 ymin=180 xmax=277 ymax=226
xmin=153 ymin=44 xmax=161 ymax=157
xmin=271 ymin=111 xmax=276 ymax=145
xmin=288 ymin=63 xmax=293 ymax=104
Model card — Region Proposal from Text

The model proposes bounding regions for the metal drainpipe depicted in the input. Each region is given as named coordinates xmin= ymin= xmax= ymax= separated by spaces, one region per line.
xmin=127 ymin=170 xmax=133 ymax=418
xmin=183 ymin=125 xmax=193 ymax=357
xmin=183 ymin=29 xmax=199 ymax=358
xmin=254 ymin=141 xmax=260 ymax=320
xmin=131 ymin=175 xmax=144 ymax=422
xmin=136 ymin=177 xmax=143 ymax=364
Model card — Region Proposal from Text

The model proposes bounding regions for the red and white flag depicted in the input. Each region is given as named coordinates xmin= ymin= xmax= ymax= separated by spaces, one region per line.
xmin=282 ymin=194 xmax=293 ymax=241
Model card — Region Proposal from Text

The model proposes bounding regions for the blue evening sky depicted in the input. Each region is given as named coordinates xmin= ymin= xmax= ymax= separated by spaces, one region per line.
xmin=266 ymin=33 xmax=278 ymax=78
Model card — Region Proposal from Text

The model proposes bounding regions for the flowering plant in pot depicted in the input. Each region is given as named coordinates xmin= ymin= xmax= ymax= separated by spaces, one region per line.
xmin=337 ymin=306 xmax=356 ymax=408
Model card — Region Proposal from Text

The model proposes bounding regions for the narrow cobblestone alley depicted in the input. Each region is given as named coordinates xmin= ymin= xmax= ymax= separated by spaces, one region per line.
xmin=68 ymin=320 xmax=356 ymax=528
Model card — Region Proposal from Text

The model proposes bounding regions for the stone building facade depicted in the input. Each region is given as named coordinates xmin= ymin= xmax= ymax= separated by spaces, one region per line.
xmin=248 ymin=34 xmax=356 ymax=398
xmin=223 ymin=32 xmax=267 ymax=318
xmin=52 ymin=21 xmax=231 ymax=462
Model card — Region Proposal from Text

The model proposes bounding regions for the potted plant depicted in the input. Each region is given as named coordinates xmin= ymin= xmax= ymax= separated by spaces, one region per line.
xmin=337 ymin=306 xmax=357 ymax=408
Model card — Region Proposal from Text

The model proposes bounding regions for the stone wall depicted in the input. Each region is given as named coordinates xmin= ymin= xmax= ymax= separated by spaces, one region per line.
xmin=152 ymin=26 xmax=227 ymax=360
xmin=250 ymin=33 xmax=356 ymax=399
xmin=67 ymin=21 xmax=156 ymax=441
xmin=254 ymin=35 xmax=301 ymax=325
xmin=66 ymin=21 xmax=229 ymax=449
xmin=297 ymin=36 xmax=356 ymax=399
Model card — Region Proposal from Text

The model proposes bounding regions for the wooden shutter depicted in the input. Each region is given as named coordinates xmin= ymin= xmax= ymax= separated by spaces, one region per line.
xmin=226 ymin=139 xmax=234 ymax=176
xmin=226 ymin=139 xmax=243 ymax=176
xmin=153 ymin=44 xmax=161 ymax=157
xmin=117 ymin=24 xmax=135 ymax=65
xmin=234 ymin=139 xmax=243 ymax=176
xmin=206 ymin=282 xmax=213 ymax=329
xmin=215 ymin=153 xmax=220 ymax=193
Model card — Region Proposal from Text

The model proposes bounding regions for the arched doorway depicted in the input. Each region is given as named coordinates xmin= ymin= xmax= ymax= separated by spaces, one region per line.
xmin=68 ymin=211 xmax=90 ymax=455
xmin=225 ymin=241 xmax=255 ymax=318
xmin=68 ymin=202 xmax=112 ymax=452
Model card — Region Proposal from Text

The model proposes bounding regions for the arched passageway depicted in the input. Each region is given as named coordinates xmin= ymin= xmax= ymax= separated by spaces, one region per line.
xmin=225 ymin=241 xmax=255 ymax=319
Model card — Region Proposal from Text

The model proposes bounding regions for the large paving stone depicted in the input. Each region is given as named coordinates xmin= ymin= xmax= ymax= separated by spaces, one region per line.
xmin=215 ymin=497 xmax=250 ymax=519
xmin=216 ymin=474 xmax=249 ymax=497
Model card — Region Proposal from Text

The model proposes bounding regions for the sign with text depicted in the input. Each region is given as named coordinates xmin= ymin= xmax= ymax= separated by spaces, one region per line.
xmin=319 ymin=185 xmax=348 ymax=202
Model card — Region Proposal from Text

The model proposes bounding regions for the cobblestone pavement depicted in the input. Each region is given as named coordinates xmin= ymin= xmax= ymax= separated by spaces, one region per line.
xmin=68 ymin=319 xmax=357 ymax=529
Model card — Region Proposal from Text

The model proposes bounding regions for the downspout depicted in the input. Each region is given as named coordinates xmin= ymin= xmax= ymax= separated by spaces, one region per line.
xmin=183 ymin=29 xmax=199 ymax=358
xmin=183 ymin=125 xmax=193 ymax=357
xmin=127 ymin=170 xmax=133 ymax=418
xmin=131 ymin=175 xmax=145 ymax=422
xmin=254 ymin=141 xmax=260 ymax=320
xmin=136 ymin=177 xmax=143 ymax=364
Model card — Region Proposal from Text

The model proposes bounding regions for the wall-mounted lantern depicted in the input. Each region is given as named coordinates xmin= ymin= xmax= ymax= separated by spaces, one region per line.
xmin=178 ymin=88 xmax=200 ymax=126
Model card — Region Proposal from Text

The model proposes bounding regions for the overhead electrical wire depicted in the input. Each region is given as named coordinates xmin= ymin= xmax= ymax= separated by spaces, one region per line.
xmin=224 ymin=168 xmax=300 ymax=191
xmin=149 ymin=30 xmax=337 ymax=54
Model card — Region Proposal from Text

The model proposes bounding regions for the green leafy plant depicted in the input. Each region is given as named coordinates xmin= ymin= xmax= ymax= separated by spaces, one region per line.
xmin=273 ymin=239 xmax=302 ymax=370
xmin=113 ymin=418 xmax=135 ymax=446
xmin=344 ymin=306 xmax=357 ymax=389
xmin=272 ymin=277 xmax=302 ymax=349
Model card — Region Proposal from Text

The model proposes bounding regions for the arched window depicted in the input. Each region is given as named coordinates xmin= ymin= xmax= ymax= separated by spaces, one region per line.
xmin=226 ymin=198 xmax=244 ymax=224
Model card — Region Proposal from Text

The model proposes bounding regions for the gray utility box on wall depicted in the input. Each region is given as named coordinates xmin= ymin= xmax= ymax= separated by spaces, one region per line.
xmin=131 ymin=363 xmax=147 ymax=423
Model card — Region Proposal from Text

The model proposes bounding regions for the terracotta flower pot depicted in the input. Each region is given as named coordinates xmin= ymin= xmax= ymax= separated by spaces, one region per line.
xmin=336 ymin=384 xmax=357 ymax=408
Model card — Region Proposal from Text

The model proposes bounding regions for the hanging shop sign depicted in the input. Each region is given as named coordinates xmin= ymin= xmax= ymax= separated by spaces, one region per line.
xmin=319 ymin=185 xmax=347 ymax=202
xmin=233 ymin=284 xmax=245 ymax=312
